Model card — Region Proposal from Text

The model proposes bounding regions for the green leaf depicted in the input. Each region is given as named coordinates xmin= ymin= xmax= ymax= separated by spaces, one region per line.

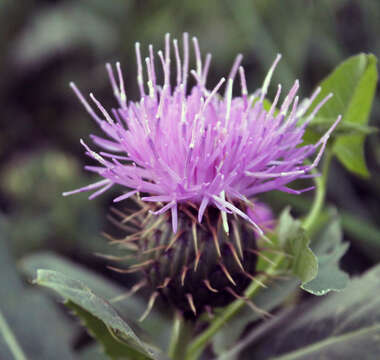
xmin=333 ymin=134 xmax=369 ymax=176
xmin=276 ymin=208 xmax=318 ymax=285
xmin=67 ymin=301 xmax=151 ymax=360
xmin=306 ymin=53 xmax=378 ymax=177
xmin=236 ymin=264 xmax=380 ymax=360
xmin=20 ymin=252 xmax=171 ymax=351
xmin=301 ymin=218 xmax=349 ymax=295
xmin=308 ymin=54 xmax=376 ymax=121
xmin=35 ymin=269 xmax=162 ymax=360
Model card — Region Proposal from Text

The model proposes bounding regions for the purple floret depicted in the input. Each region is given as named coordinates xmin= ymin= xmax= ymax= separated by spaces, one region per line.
xmin=64 ymin=33 xmax=340 ymax=234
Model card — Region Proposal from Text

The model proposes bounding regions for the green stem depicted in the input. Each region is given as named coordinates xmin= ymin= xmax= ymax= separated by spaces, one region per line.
xmin=0 ymin=310 xmax=27 ymax=360
xmin=303 ymin=150 xmax=333 ymax=232
xmin=184 ymin=252 xmax=285 ymax=360
xmin=168 ymin=312 xmax=192 ymax=360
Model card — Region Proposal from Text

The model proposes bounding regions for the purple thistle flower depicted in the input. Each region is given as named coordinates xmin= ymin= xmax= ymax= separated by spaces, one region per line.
xmin=64 ymin=33 xmax=340 ymax=236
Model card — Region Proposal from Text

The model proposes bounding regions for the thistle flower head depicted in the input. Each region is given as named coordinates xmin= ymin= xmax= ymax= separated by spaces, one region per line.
xmin=64 ymin=33 xmax=341 ymax=319
xmin=64 ymin=33 xmax=340 ymax=235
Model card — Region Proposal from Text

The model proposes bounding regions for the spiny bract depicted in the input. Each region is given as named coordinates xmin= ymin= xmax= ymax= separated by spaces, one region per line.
xmin=107 ymin=198 xmax=273 ymax=319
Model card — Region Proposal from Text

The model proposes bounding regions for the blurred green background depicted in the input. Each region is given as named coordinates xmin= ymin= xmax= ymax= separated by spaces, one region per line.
xmin=1 ymin=1 xmax=380 ymax=355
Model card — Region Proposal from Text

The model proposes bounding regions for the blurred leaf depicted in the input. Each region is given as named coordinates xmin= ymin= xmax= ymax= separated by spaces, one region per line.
xmin=212 ymin=278 xmax=299 ymax=356
xmin=224 ymin=0 xmax=297 ymax=87
xmin=1 ymin=150 xmax=106 ymax=257
xmin=78 ymin=345 xmax=108 ymax=360
xmin=11 ymin=3 xmax=117 ymax=67
xmin=35 ymin=269 xmax=164 ymax=360
xmin=276 ymin=208 xmax=318 ymax=285
xmin=302 ymin=218 xmax=349 ymax=295
xmin=236 ymin=264 xmax=380 ymax=360
xmin=306 ymin=53 xmax=378 ymax=177
xmin=340 ymin=212 xmax=380 ymax=262
xmin=67 ymin=301 xmax=152 ymax=360
xmin=20 ymin=252 xmax=171 ymax=350
xmin=0 ymin=219 xmax=76 ymax=360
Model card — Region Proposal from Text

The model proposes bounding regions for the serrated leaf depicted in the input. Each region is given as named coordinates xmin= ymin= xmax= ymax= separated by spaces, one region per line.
xmin=301 ymin=219 xmax=349 ymax=295
xmin=306 ymin=53 xmax=378 ymax=177
xmin=276 ymin=208 xmax=318 ymax=285
xmin=287 ymin=229 xmax=318 ymax=285
xmin=35 ymin=269 xmax=161 ymax=360
xmin=67 ymin=301 xmax=151 ymax=360
xmin=237 ymin=264 xmax=380 ymax=360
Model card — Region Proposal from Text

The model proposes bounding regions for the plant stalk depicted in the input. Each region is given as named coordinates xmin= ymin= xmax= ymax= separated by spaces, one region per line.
xmin=168 ymin=312 xmax=192 ymax=360
xmin=303 ymin=150 xmax=333 ymax=232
